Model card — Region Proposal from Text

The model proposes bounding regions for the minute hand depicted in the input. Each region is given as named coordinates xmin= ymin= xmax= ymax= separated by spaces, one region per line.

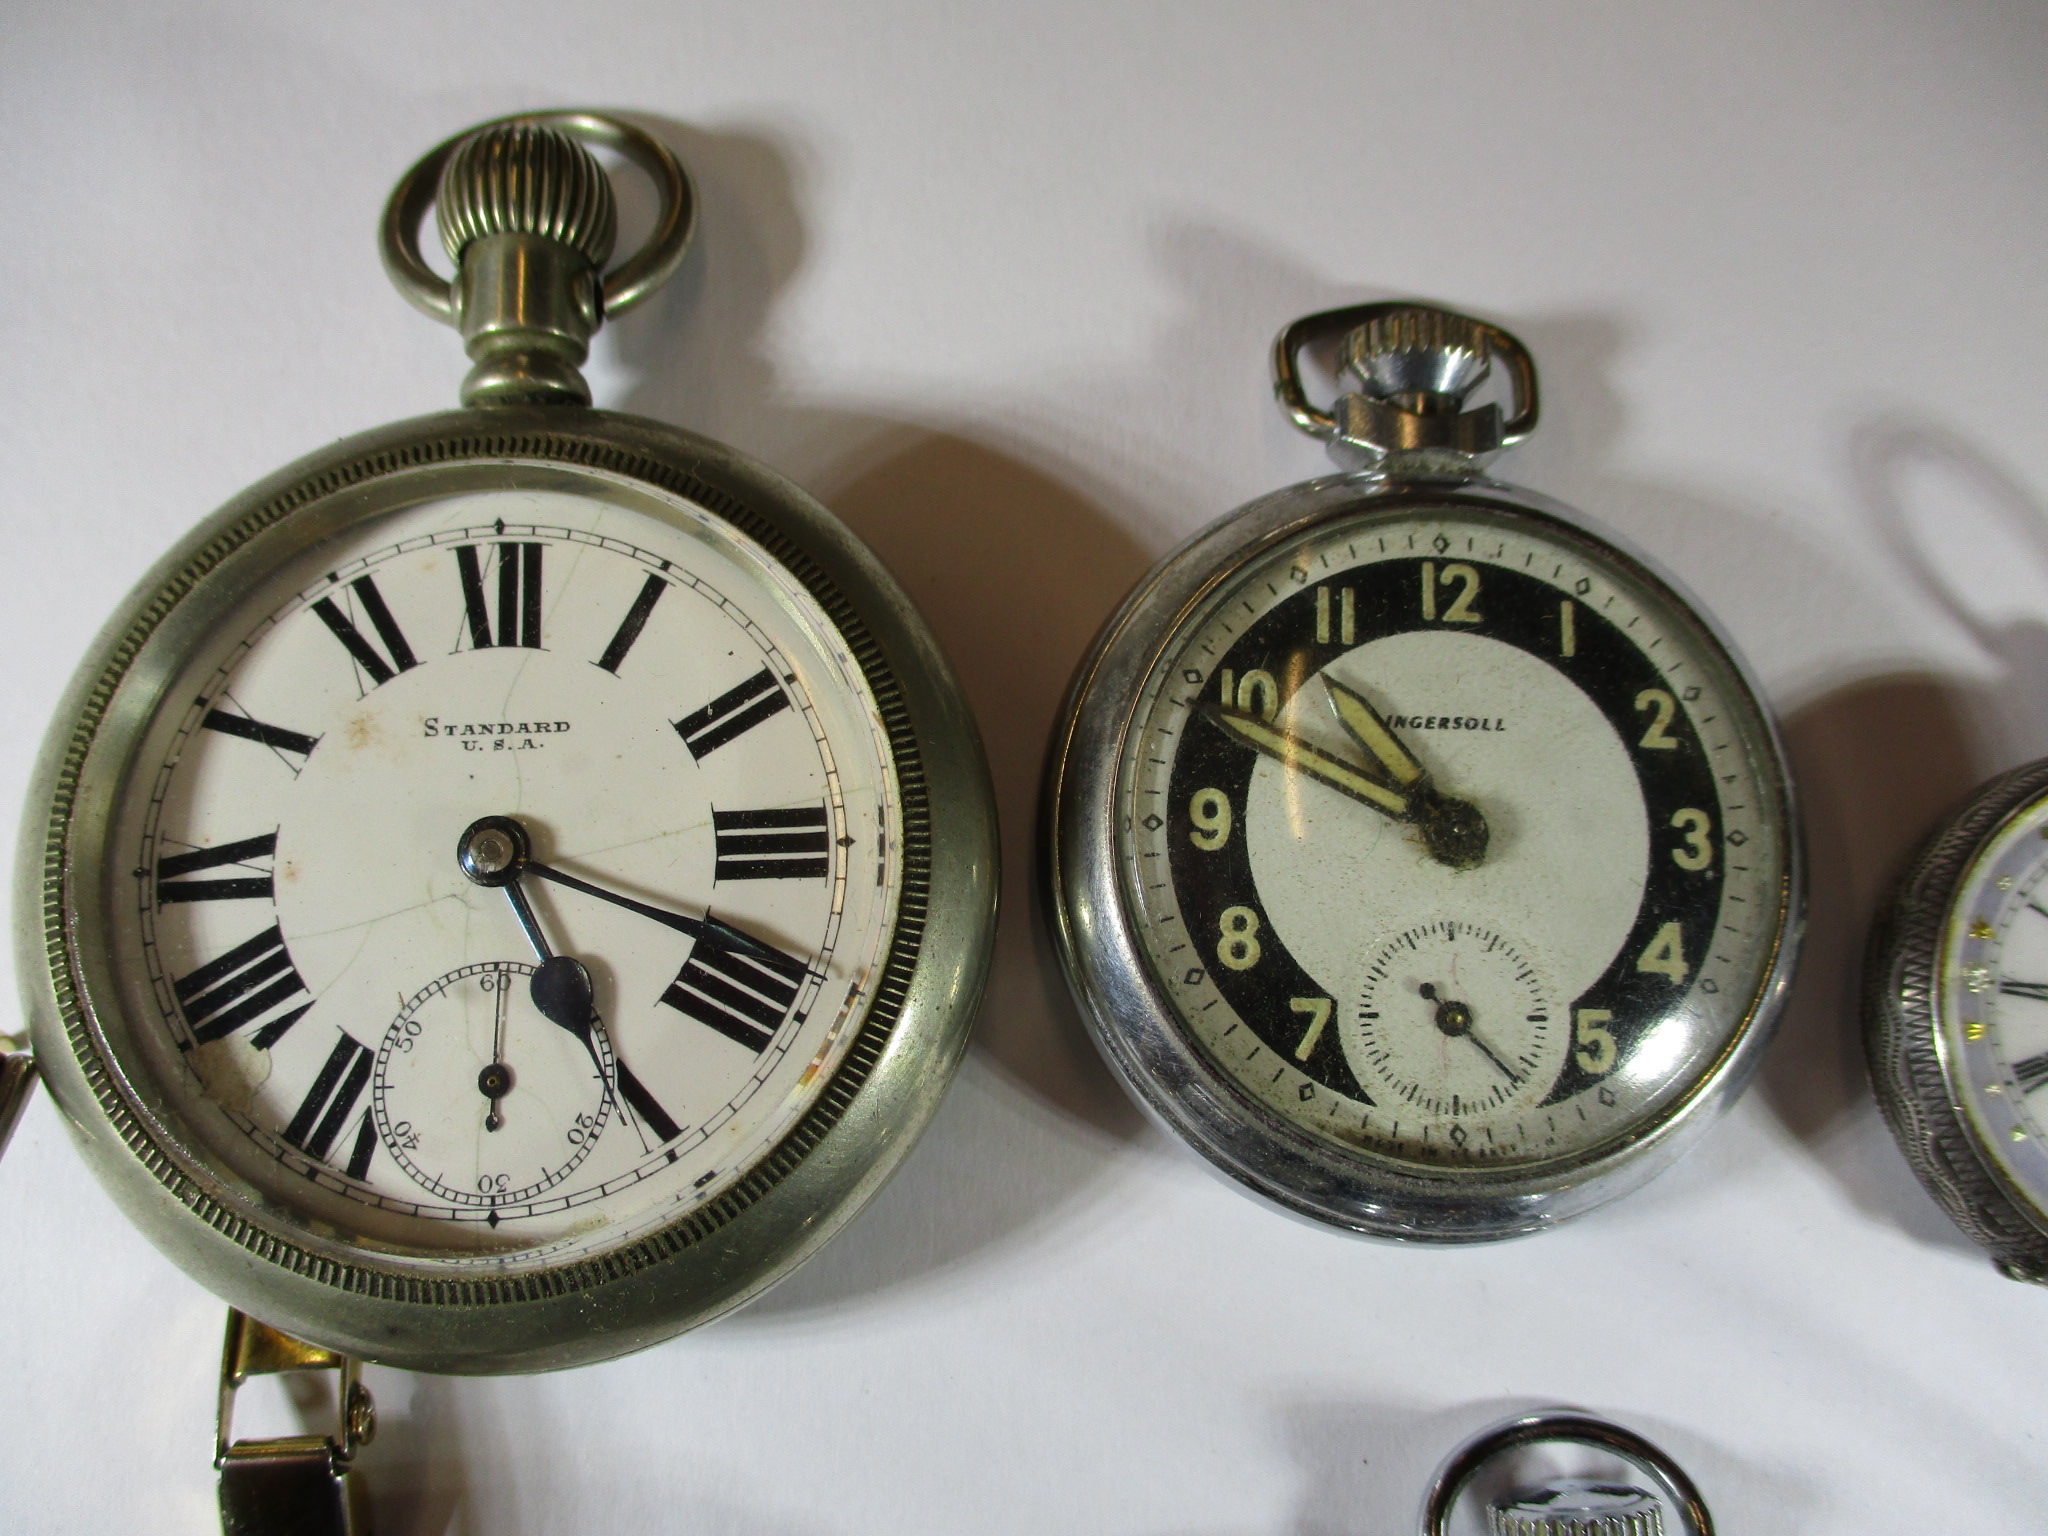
xmin=524 ymin=859 xmax=705 ymax=940
xmin=1207 ymin=706 xmax=1412 ymax=818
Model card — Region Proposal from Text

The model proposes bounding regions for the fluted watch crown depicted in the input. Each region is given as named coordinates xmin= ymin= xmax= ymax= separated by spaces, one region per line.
xmin=435 ymin=122 xmax=618 ymax=270
xmin=1339 ymin=306 xmax=1492 ymax=403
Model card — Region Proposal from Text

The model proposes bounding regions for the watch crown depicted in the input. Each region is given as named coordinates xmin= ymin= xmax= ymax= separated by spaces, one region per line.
xmin=384 ymin=113 xmax=694 ymax=412
xmin=435 ymin=122 xmax=619 ymax=271
xmin=1338 ymin=306 xmax=1493 ymax=407
xmin=1489 ymin=1479 xmax=1666 ymax=1536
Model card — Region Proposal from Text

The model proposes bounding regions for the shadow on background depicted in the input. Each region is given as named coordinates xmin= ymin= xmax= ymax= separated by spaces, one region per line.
xmin=1759 ymin=418 xmax=2048 ymax=1256
xmin=615 ymin=118 xmax=1157 ymax=1325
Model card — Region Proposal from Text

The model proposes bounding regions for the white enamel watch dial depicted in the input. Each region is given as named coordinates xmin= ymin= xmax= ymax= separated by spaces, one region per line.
xmin=1050 ymin=303 xmax=1800 ymax=1240
xmin=20 ymin=112 xmax=996 ymax=1372
xmin=1869 ymin=759 xmax=2048 ymax=1282
xmin=111 ymin=484 xmax=901 ymax=1265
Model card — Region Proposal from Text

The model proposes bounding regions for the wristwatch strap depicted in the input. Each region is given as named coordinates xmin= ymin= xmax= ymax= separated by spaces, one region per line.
xmin=216 ymin=1310 xmax=377 ymax=1536
xmin=0 ymin=1048 xmax=35 ymax=1162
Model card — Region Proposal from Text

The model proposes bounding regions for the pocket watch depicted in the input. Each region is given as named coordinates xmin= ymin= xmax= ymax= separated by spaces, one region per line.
xmin=1867 ymin=759 xmax=2048 ymax=1282
xmin=1047 ymin=302 xmax=1801 ymax=1240
xmin=11 ymin=111 xmax=996 ymax=1372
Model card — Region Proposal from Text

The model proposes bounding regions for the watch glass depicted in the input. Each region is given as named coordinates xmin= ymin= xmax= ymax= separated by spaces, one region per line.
xmin=1934 ymin=799 xmax=2048 ymax=1216
xmin=1118 ymin=499 xmax=1790 ymax=1171
xmin=106 ymin=468 xmax=903 ymax=1273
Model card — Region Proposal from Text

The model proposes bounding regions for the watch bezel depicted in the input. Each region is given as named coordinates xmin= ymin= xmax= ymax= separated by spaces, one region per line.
xmin=1865 ymin=756 xmax=2048 ymax=1282
xmin=1046 ymin=469 xmax=1802 ymax=1242
xmin=20 ymin=406 xmax=998 ymax=1371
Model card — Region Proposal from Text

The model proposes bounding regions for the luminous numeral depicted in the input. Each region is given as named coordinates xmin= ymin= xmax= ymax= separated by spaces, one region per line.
xmin=659 ymin=916 xmax=810 ymax=1053
xmin=312 ymin=575 xmax=417 ymax=688
xmin=713 ymin=806 xmax=830 ymax=881
xmin=1636 ymin=921 xmax=1690 ymax=984
xmin=156 ymin=833 xmax=277 ymax=905
xmin=1574 ymin=1008 xmax=1617 ymax=1075
xmin=2014 ymin=1052 xmax=2048 ymax=1094
xmin=283 ymin=1034 xmax=372 ymax=1164
xmin=1217 ymin=906 xmax=1262 ymax=970
xmin=1188 ymin=788 xmax=1232 ymax=850
xmin=456 ymin=543 xmax=543 ymax=649
xmin=1559 ymin=599 xmax=1577 ymax=657
xmin=1670 ymin=808 xmax=1714 ymax=870
xmin=173 ymin=923 xmax=310 ymax=1047
xmin=674 ymin=668 xmax=790 ymax=760
xmin=1315 ymin=586 xmax=1356 ymax=645
xmin=1290 ymin=997 xmax=1332 ymax=1060
xmin=201 ymin=708 xmax=319 ymax=761
xmin=1218 ymin=668 xmax=1278 ymax=721
xmin=596 ymin=573 xmax=668 ymax=674
xmin=1421 ymin=561 xmax=1482 ymax=623
xmin=1635 ymin=688 xmax=1682 ymax=750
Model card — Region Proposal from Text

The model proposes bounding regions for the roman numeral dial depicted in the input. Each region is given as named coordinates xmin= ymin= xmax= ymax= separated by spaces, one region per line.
xmin=713 ymin=806 xmax=831 ymax=881
xmin=283 ymin=1033 xmax=374 ymax=1170
xmin=457 ymin=542 xmax=544 ymax=650
xmin=173 ymin=923 xmax=310 ymax=1047
xmin=156 ymin=833 xmax=277 ymax=904
xmin=312 ymin=574 xmax=417 ymax=688
xmin=660 ymin=917 xmax=812 ymax=1054
xmin=126 ymin=510 xmax=904 ymax=1252
xmin=675 ymin=668 xmax=791 ymax=759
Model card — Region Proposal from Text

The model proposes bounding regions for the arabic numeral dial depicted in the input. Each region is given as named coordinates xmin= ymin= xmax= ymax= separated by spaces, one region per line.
xmin=1122 ymin=509 xmax=1783 ymax=1173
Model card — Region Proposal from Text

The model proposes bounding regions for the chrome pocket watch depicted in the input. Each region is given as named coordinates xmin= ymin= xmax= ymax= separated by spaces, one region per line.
xmin=1867 ymin=759 xmax=2048 ymax=1282
xmin=1047 ymin=303 xmax=1801 ymax=1240
xmin=10 ymin=111 xmax=995 ymax=1372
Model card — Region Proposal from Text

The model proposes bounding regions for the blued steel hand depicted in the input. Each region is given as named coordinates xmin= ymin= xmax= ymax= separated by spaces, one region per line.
xmin=456 ymin=817 xmax=609 ymax=1082
xmin=1418 ymin=981 xmax=1521 ymax=1085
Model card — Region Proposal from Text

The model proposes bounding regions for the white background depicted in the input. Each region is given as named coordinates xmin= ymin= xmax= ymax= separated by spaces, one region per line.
xmin=4 ymin=4 xmax=2046 ymax=1531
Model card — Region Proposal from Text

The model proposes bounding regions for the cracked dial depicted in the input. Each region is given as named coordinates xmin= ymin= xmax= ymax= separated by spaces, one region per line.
xmin=111 ymin=479 xmax=904 ymax=1269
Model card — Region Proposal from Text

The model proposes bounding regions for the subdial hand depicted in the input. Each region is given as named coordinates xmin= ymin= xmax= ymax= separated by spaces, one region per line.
xmin=480 ymin=965 xmax=513 ymax=1131
xmin=1418 ymin=981 xmax=1522 ymax=1085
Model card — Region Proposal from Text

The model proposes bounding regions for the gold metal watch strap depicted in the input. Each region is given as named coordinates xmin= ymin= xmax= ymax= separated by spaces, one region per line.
xmin=0 ymin=1045 xmax=36 ymax=1162
xmin=216 ymin=1310 xmax=377 ymax=1536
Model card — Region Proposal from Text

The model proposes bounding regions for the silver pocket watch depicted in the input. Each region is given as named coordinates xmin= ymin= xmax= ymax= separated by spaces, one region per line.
xmin=8 ymin=111 xmax=997 ymax=1374
xmin=1047 ymin=302 xmax=1802 ymax=1240
xmin=1867 ymin=758 xmax=2048 ymax=1281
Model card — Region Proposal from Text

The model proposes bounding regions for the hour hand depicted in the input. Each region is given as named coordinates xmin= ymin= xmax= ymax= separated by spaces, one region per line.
xmin=1208 ymin=695 xmax=1487 ymax=870
xmin=1207 ymin=706 xmax=1411 ymax=819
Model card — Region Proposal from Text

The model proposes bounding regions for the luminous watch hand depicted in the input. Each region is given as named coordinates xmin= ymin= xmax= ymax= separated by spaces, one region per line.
xmin=1323 ymin=677 xmax=1425 ymax=786
xmin=1207 ymin=705 xmax=1412 ymax=818
xmin=1323 ymin=678 xmax=1489 ymax=870
xmin=1418 ymin=981 xmax=1521 ymax=1085
xmin=1209 ymin=701 xmax=1487 ymax=869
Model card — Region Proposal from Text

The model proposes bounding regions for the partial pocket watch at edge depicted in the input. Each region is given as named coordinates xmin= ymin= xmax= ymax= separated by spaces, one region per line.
xmin=1867 ymin=760 xmax=2048 ymax=1283
xmin=1047 ymin=303 xmax=1801 ymax=1240
xmin=9 ymin=112 xmax=996 ymax=1371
